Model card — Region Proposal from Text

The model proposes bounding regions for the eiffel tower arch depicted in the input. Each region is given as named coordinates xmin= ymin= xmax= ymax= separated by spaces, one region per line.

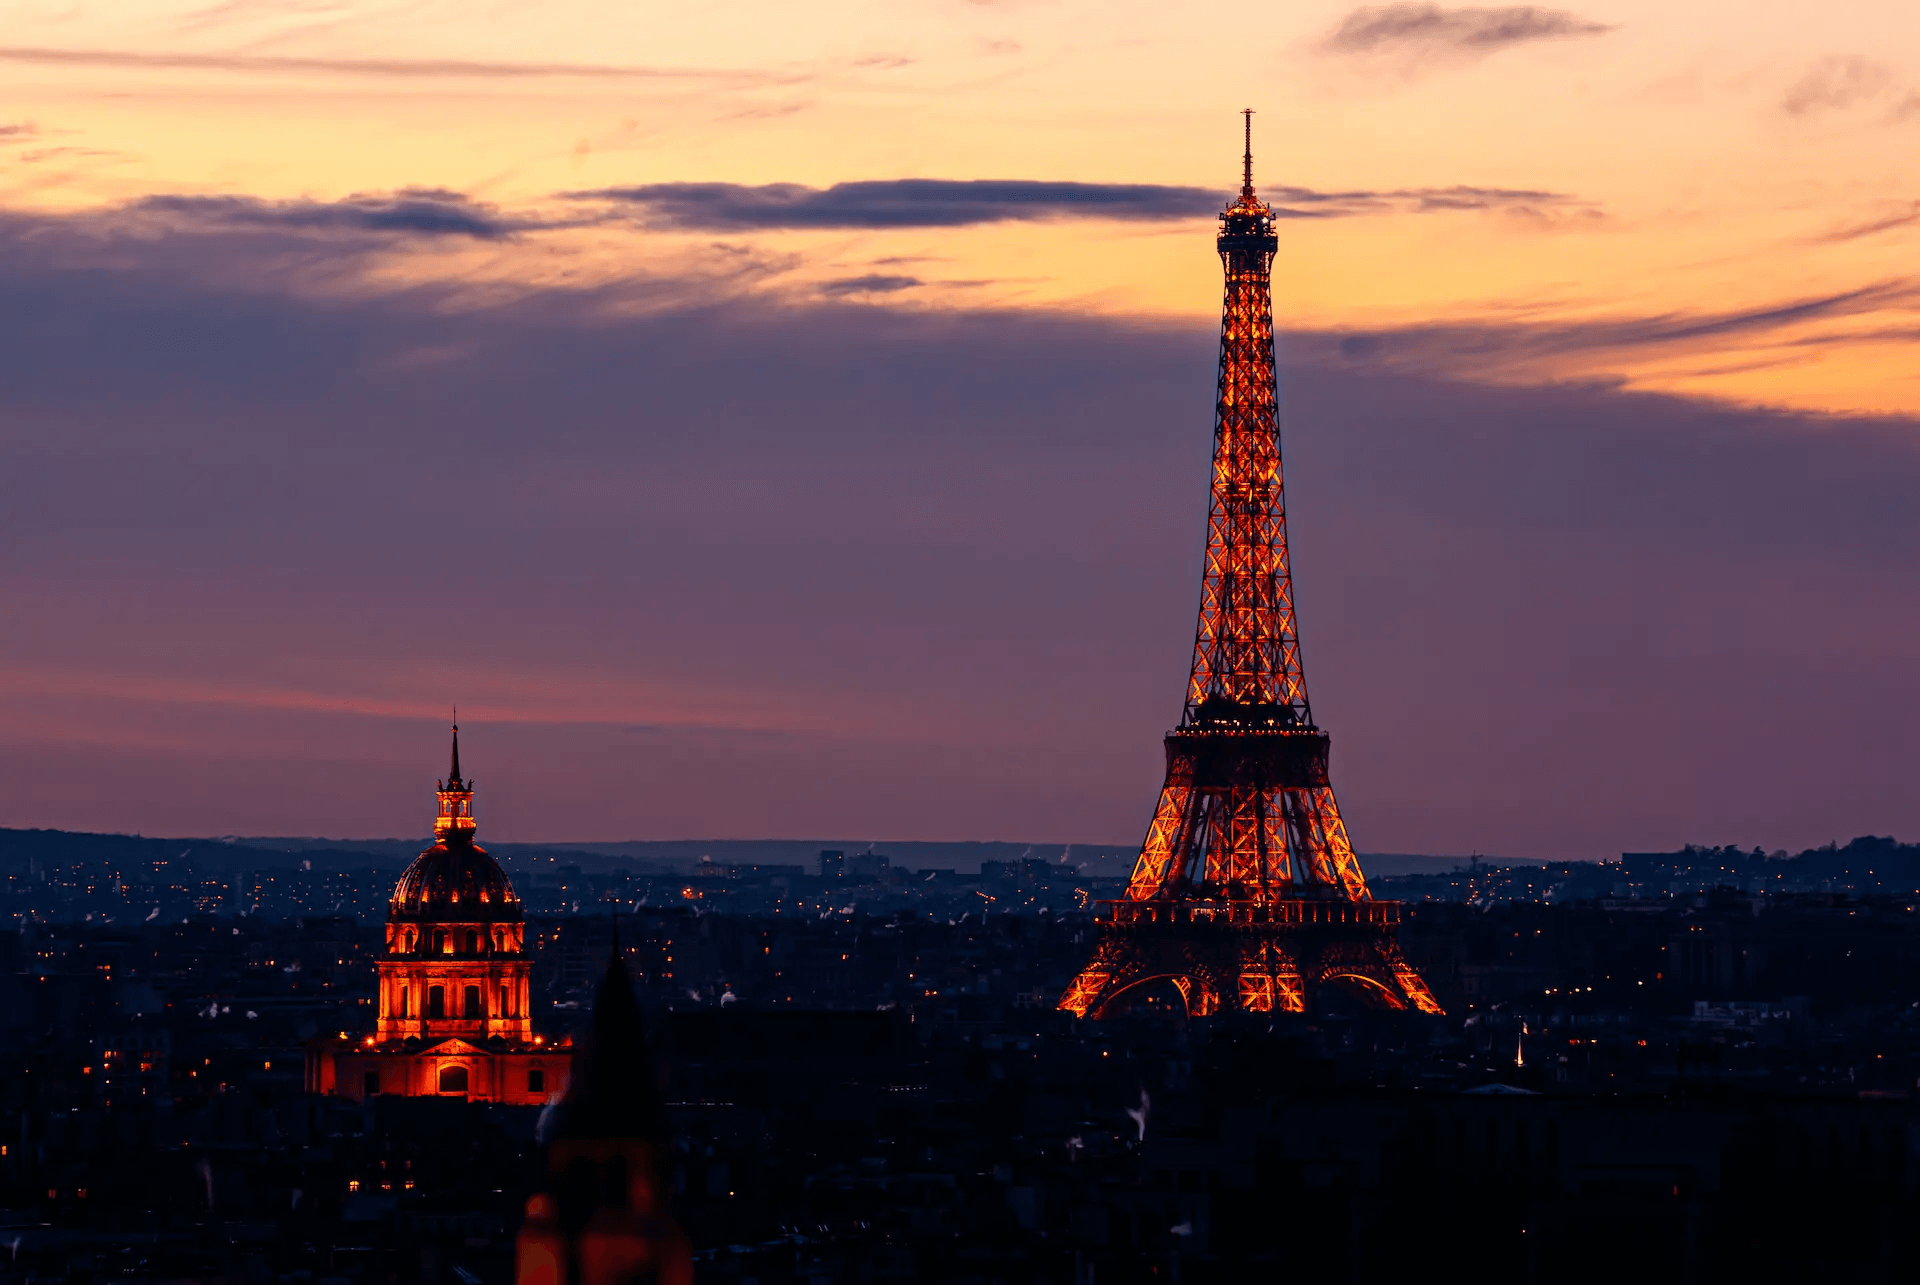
xmin=1061 ymin=113 xmax=1441 ymax=1020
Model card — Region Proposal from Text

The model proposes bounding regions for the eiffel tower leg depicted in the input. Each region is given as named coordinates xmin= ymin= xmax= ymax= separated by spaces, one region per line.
xmin=1300 ymin=934 xmax=1445 ymax=1014
xmin=1059 ymin=932 xmax=1177 ymax=1018
xmin=1302 ymin=786 xmax=1371 ymax=900
xmin=1122 ymin=774 xmax=1195 ymax=900
xmin=1171 ymin=976 xmax=1221 ymax=1016
xmin=1059 ymin=936 xmax=1132 ymax=1018
xmin=1281 ymin=786 xmax=1370 ymax=898
xmin=1381 ymin=940 xmax=1446 ymax=1014
xmin=1059 ymin=932 xmax=1234 ymax=1019
xmin=1236 ymin=938 xmax=1305 ymax=1013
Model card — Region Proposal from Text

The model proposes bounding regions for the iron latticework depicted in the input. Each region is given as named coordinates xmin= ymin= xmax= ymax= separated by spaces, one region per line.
xmin=1061 ymin=113 xmax=1441 ymax=1019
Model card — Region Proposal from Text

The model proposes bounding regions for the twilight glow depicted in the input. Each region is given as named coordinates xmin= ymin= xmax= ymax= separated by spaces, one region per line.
xmin=2 ymin=0 xmax=1917 ymax=858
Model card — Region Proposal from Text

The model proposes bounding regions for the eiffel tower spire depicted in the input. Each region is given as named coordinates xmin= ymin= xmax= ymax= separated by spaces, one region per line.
xmin=1240 ymin=106 xmax=1255 ymax=199
xmin=1059 ymin=117 xmax=1442 ymax=1019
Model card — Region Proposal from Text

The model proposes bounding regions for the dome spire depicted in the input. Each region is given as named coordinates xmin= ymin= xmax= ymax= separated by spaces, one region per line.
xmin=434 ymin=717 xmax=478 ymax=842
xmin=449 ymin=710 xmax=463 ymax=787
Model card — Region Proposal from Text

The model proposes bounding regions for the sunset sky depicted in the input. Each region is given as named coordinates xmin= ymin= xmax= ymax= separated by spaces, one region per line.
xmin=3 ymin=1 xmax=1918 ymax=858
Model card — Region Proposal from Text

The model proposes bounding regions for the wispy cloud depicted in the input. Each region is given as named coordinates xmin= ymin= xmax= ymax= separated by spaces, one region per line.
xmin=574 ymin=180 xmax=1223 ymax=229
xmin=818 ymin=273 xmax=921 ymax=296
xmin=1812 ymin=202 xmax=1920 ymax=245
xmin=1302 ymin=281 xmax=1920 ymax=387
xmin=13 ymin=177 xmax=1594 ymax=266
xmin=170 ymin=0 xmax=357 ymax=40
xmin=1319 ymin=4 xmax=1613 ymax=75
xmin=1265 ymin=183 xmax=1592 ymax=220
xmin=1782 ymin=55 xmax=1897 ymax=116
xmin=572 ymin=178 xmax=1593 ymax=230
xmin=124 ymin=189 xmax=571 ymax=240
xmin=0 ymin=44 xmax=781 ymax=83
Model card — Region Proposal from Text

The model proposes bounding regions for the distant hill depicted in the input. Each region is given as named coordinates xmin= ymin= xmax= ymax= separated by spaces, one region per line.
xmin=238 ymin=837 xmax=1140 ymax=876
xmin=6 ymin=828 xmax=1514 ymax=879
xmin=0 ymin=827 xmax=393 ymax=876
xmin=233 ymin=838 xmax=1507 ymax=877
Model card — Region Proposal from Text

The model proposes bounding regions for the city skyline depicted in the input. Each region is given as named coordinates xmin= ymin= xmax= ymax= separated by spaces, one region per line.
xmin=4 ymin=2 xmax=1919 ymax=858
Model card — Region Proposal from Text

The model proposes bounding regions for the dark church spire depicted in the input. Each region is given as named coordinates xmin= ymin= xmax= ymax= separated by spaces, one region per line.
xmin=552 ymin=931 xmax=661 ymax=1141
xmin=517 ymin=924 xmax=690 ymax=1285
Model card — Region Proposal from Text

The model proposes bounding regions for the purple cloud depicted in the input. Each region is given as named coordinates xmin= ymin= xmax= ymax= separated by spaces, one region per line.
xmin=574 ymin=178 xmax=1591 ymax=229
xmin=1322 ymin=4 xmax=1613 ymax=58
xmin=126 ymin=189 xmax=553 ymax=239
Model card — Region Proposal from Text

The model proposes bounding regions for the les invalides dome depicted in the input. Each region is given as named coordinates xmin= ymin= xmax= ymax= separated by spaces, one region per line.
xmin=307 ymin=724 xmax=566 ymax=1103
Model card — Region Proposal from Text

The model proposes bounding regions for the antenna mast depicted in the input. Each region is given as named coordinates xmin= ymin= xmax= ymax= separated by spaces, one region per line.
xmin=1241 ymin=107 xmax=1255 ymax=197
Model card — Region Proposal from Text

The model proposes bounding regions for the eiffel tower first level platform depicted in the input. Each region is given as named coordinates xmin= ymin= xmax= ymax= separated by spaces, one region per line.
xmin=1060 ymin=897 xmax=1438 ymax=1018
xmin=1058 ymin=113 xmax=1443 ymax=1019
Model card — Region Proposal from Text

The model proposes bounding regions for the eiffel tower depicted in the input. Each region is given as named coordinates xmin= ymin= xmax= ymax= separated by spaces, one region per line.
xmin=1060 ymin=113 xmax=1442 ymax=1019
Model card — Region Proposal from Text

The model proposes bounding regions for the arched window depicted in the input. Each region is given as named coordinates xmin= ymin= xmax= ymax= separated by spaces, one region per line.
xmin=434 ymin=930 xmax=448 ymax=955
xmin=463 ymin=985 xmax=482 ymax=1019
xmin=428 ymin=985 xmax=446 ymax=1018
xmin=498 ymin=986 xmax=511 ymax=1017
xmin=438 ymin=1065 xmax=469 ymax=1094
xmin=398 ymin=985 xmax=409 ymax=1018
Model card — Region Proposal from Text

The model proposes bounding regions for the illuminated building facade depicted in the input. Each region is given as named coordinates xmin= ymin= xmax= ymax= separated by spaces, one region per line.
xmin=305 ymin=726 xmax=567 ymax=1102
xmin=1060 ymin=116 xmax=1442 ymax=1019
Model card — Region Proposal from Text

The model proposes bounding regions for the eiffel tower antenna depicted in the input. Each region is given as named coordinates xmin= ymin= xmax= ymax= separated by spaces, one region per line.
xmin=1241 ymin=107 xmax=1255 ymax=197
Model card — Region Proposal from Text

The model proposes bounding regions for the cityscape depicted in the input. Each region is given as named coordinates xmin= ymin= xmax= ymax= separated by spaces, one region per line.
xmin=10 ymin=808 xmax=1920 ymax=1281
xmin=7 ymin=2 xmax=1920 ymax=1283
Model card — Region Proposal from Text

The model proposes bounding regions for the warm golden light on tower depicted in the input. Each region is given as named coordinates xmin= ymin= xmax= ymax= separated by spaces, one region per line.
xmin=1061 ymin=117 xmax=1441 ymax=1019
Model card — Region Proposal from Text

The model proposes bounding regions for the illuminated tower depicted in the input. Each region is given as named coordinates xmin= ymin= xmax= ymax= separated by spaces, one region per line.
xmin=1059 ymin=114 xmax=1442 ymax=1019
xmin=306 ymin=723 xmax=565 ymax=1102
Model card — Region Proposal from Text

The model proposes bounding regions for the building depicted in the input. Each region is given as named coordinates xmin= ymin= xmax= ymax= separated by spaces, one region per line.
xmin=516 ymin=941 xmax=692 ymax=1285
xmin=1058 ymin=118 xmax=1440 ymax=1018
xmin=306 ymin=726 xmax=567 ymax=1102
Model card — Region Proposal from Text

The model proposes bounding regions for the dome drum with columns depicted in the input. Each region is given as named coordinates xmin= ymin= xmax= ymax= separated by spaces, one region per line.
xmin=306 ymin=725 xmax=567 ymax=1103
